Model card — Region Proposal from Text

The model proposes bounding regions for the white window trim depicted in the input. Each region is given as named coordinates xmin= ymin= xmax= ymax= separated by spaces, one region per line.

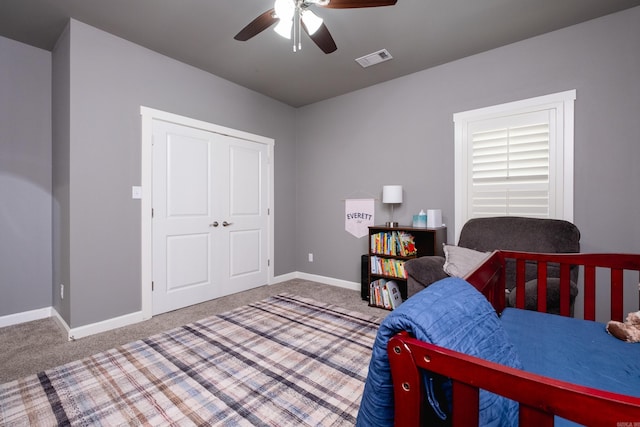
xmin=453 ymin=90 xmax=576 ymax=241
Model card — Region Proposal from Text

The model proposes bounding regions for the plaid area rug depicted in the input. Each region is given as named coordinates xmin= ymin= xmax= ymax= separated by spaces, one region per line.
xmin=0 ymin=294 xmax=382 ymax=426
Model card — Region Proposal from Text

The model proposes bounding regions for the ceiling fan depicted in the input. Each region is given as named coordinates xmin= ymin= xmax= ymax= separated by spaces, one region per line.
xmin=234 ymin=0 xmax=398 ymax=54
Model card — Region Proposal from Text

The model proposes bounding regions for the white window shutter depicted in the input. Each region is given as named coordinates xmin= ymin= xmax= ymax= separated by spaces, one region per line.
xmin=469 ymin=113 xmax=550 ymax=218
xmin=454 ymin=90 xmax=575 ymax=241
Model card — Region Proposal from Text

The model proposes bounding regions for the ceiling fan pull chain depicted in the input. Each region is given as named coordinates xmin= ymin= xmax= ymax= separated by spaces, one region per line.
xmin=292 ymin=6 xmax=296 ymax=51
xmin=294 ymin=7 xmax=301 ymax=52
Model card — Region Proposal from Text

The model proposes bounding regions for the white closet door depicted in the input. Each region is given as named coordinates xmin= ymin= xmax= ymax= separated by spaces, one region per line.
xmin=151 ymin=120 xmax=267 ymax=315
xmin=219 ymin=137 xmax=269 ymax=295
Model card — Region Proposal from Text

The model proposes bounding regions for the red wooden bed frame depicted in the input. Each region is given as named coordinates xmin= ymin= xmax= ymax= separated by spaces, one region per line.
xmin=387 ymin=250 xmax=640 ymax=426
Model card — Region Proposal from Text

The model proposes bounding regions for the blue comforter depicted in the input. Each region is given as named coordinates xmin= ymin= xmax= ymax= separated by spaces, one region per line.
xmin=502 ymin=307 xmax=640 ymax=427
xmin=356 ymin=277 xmax=522 ymax=427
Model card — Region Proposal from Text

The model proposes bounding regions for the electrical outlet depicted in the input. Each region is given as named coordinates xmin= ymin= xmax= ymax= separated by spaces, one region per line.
xmin=308 ymin=253 xmax=313 ymax=262
xmin=60 ymin=283 xmax=64 ymax=299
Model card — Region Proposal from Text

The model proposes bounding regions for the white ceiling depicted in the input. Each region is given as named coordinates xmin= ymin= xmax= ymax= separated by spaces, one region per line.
xmin=1 ymin=0 xmax=639 ymax=107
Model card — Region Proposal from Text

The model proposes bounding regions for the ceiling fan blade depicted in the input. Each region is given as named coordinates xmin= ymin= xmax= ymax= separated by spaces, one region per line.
xmin=318 ymin=0 xmax=397 ymax=9
xmin=302 ymin=22 xmax=337 ymax=54
xmin=234 ymin=8 xmax=278 ymax=41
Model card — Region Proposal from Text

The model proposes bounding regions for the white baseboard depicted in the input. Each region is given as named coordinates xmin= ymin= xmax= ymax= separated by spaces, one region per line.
xmin=50 ymin=308 xmax=146 ymax=341
xmin=69 ymin=311 xmax=146 ymax=341
xmin=0 ymin=307 xmax=52 ymax=328
xmin=4 ymin=272 xmax=358 ymax=339
xmin=290 ymin=272 xmax=360 ymax=292
xmin=271 ymin=272 xmax=298 ymax=284
xmin=51 ymin=307 xmax=70 ymax=337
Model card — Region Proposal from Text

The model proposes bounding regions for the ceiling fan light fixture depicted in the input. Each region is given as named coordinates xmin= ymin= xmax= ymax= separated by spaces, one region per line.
xmin=273 ymin=0 xmax=295 ymax=39
xmin=274 ymin=0 xmax=295 ymax=17
xmin=301 ymin=9 xmax=323 ymax=35
xmin=274 ymin=19 xmax=293 ymax=39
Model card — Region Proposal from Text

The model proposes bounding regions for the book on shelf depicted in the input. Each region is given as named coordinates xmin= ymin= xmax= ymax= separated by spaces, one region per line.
xmin=370 ymin=256 xmax=407 ymax=279
xmin=369 ymin=279 xmax=403 ymax=309
xmin=370 ymin=230 xmax=417 ymax=257
xmin=386 ymin=281 xmax=403 ymax=309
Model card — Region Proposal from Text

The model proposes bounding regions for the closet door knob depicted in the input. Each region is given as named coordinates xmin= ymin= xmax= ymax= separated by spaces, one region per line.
xmin=209 ymin=221 xmax=219 ymax=227
xmin=222 ymin=221 xmax=233 ymax=227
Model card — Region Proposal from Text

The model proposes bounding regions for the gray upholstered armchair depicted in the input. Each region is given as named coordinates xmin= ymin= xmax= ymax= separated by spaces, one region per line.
xmin=404 ymin=216 xmax=581 ymax=315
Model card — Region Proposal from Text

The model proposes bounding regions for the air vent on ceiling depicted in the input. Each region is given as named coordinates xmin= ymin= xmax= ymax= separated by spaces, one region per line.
xmin=355 ymin=49 xmax=393 ymax=68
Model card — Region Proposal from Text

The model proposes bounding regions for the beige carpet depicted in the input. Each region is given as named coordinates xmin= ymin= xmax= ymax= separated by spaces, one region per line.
xmin=0 ymin=279 xmax=388 ymax=384
xmin=1 ymin=293 xmax=382 ymax=426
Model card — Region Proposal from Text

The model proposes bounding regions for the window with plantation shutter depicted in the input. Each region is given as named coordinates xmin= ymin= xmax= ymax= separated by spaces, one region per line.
xmin=454 ymin=90 xmax=575 ymax=240
xmin=470 ymin=111 xmax=551 ymax=218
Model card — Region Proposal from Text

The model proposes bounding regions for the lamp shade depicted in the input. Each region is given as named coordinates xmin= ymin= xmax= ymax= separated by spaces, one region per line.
xmin=273 ymin=0 xmax=295 ymax=39
xmin=382 ymin=185 xmax=403 ymax=204
xmin=301 ymin=9 xmax=323 ymax=35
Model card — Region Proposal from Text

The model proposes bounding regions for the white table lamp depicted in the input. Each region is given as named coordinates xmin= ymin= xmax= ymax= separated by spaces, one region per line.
xmin=382 ymin=185 xmax=403 ymax=227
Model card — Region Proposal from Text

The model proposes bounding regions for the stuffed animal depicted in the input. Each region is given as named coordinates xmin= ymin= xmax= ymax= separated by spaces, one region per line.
xmin=606 ymin=311 xmax=640 ymax=342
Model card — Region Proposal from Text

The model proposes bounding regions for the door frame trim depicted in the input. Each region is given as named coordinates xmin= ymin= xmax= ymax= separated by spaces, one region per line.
xmin=140 ymin=106 xmax=275 ymax=320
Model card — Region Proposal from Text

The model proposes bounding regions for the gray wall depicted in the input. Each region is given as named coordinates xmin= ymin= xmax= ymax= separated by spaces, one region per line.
xmin=295 ymin=7 xmax=640 ymax=290
xmin=59 ymin=20 xmax=297 ymax=327
xmin=2 ymin=7 xmax=639 ymax=326
xmin=52 ymin=25 xmax=71 ymax=322
xmin=0 ymin=37 xmax=52 ymax=315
